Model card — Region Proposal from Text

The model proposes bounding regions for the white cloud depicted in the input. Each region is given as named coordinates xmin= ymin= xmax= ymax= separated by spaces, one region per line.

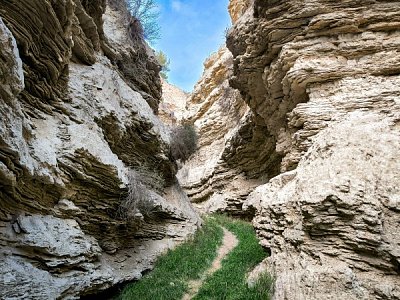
xmin=171 ymin=0 xmax=183 ymax=12
xmin=170 ymin=0 xmax=194 ymax=16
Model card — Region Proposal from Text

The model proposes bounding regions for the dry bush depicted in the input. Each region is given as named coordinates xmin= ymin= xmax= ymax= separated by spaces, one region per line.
xmin=117 ymin=171 xmax=147 ymax=221
xmin=117 ymin=168 xmax=165 ymax=221
xmin=224 ymin=26 xmax=231 ymax=39
xmin=126 ymin=0 xmax=160 ymax=43
xmin=135 ymin=167 xmax=165 ymax=193
xmin=108 ymin=0 xmax=127 ymax=11
xmin=108 ymin=0 xmax=160 ymax=43
xmin=170 ymin=124 xmax=198 ymax=162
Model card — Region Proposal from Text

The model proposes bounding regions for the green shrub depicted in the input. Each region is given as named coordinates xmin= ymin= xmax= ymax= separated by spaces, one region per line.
xmin=156 ymin=50 xmax=170 ymax=80
xmin=170 ymin=124 xmax=198 ymax=162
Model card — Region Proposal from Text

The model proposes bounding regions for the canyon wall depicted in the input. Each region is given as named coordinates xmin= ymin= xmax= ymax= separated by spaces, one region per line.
xmin=227 ymin=0 xmax=400 ymax=299
xmin=0 ymin=1 xmax=199 ymax=298
xmin=179 ymin=0 xmax=400 ymax=298
xmin=2 ymin=0 xmax=399 ymax=298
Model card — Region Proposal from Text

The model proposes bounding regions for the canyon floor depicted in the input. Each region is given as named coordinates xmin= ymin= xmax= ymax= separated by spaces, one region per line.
xmin=119 ymin=216 xmax=272 ymax=300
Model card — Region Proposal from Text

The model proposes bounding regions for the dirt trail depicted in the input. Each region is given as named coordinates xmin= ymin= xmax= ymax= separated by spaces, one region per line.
xmin=182 ymin=227 xmax=238 ymax=300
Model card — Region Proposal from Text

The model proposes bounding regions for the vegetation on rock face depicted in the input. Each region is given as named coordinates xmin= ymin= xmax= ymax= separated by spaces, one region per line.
xmin=156 ymin=50 xmax=171 ymax=80
xmin=170 ymin=124 xmax=199 ymax=162
xmin=117 ymin=169 xmax=164 ymax=221
xmin=108 ymin=0 xmax=160 ymax=43
xmin=118 ymin=215 xmax=272 ymax=300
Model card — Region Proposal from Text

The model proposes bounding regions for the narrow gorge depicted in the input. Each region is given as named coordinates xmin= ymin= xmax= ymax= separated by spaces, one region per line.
xmin=1 ymin=0 xmax=400 ymax=299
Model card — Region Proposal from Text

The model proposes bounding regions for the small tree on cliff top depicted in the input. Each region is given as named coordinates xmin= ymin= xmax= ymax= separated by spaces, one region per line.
xmin=127 ymin=0 xmax=161 ymax=43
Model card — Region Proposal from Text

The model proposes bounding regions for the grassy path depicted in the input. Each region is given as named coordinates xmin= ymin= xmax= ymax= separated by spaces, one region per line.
xmin=182 ymin=227 xmax=238 ymax=300
xmin=119 ymin=217 xmax=223 ymax=300
xmin=119 ymin=215 xmax=272 ymax=300
xmin=193 ymin=216 xmax=273 ymax=300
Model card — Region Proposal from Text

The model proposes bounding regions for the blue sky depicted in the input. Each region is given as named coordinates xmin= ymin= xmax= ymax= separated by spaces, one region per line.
xmin=153 ymin=0 xmax=231 ymax=92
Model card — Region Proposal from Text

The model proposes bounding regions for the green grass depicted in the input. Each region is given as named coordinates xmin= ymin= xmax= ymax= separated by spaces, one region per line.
xmin=119 ymin=217 xmax=223 ymax=300
xmin=193 ymin=215 xmax=272 ymax=300
xmin=119 ymin=215 xmax=273 ymax=300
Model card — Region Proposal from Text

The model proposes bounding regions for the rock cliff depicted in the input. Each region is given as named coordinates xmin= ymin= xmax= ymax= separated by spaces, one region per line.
xmin=0 ymin=0 xmax=199 ymax=298
xmin=2 ymin=0 xmax=400 ymax=298
xmin=226 ymin=0 xmax=400 ymax=299
xmin=159 ymin=79 xmax=188 ymax=125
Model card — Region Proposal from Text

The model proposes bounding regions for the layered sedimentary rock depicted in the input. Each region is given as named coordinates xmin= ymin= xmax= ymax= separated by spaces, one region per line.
xmin=227 ymin=0 xmax=400 ymax=298
xmin=228 ymin=0 xmax=251 ymax=23
xmin=103 ymin=3 xmax=162 ymax=112
xmin=178 ymin=0 xmax=281 ymax=217
xmin=0 ymin=1 xmax=199 ymax=298
xmin=159 ymin=79 xmax=188 ymax=125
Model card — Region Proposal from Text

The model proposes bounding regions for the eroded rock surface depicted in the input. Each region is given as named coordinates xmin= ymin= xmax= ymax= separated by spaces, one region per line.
xmin=0 ymin=1 xmax=199 ymax=298
xmin=178 ymin=46 xmax=251 ymax=216
xmin=247 ymin=115 xmax=400 ymax=299
xmin=228 ymin=0 xmax=251 ymax=23
xmin=159 ymin=79 xmax=188 ymax=125
xmin=226 ymin=0 xmax=400 ymax=298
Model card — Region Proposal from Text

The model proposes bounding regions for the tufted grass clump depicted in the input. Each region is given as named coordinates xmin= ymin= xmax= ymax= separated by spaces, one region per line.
xmin=251 ymin=272 xmax=275 ymax=298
